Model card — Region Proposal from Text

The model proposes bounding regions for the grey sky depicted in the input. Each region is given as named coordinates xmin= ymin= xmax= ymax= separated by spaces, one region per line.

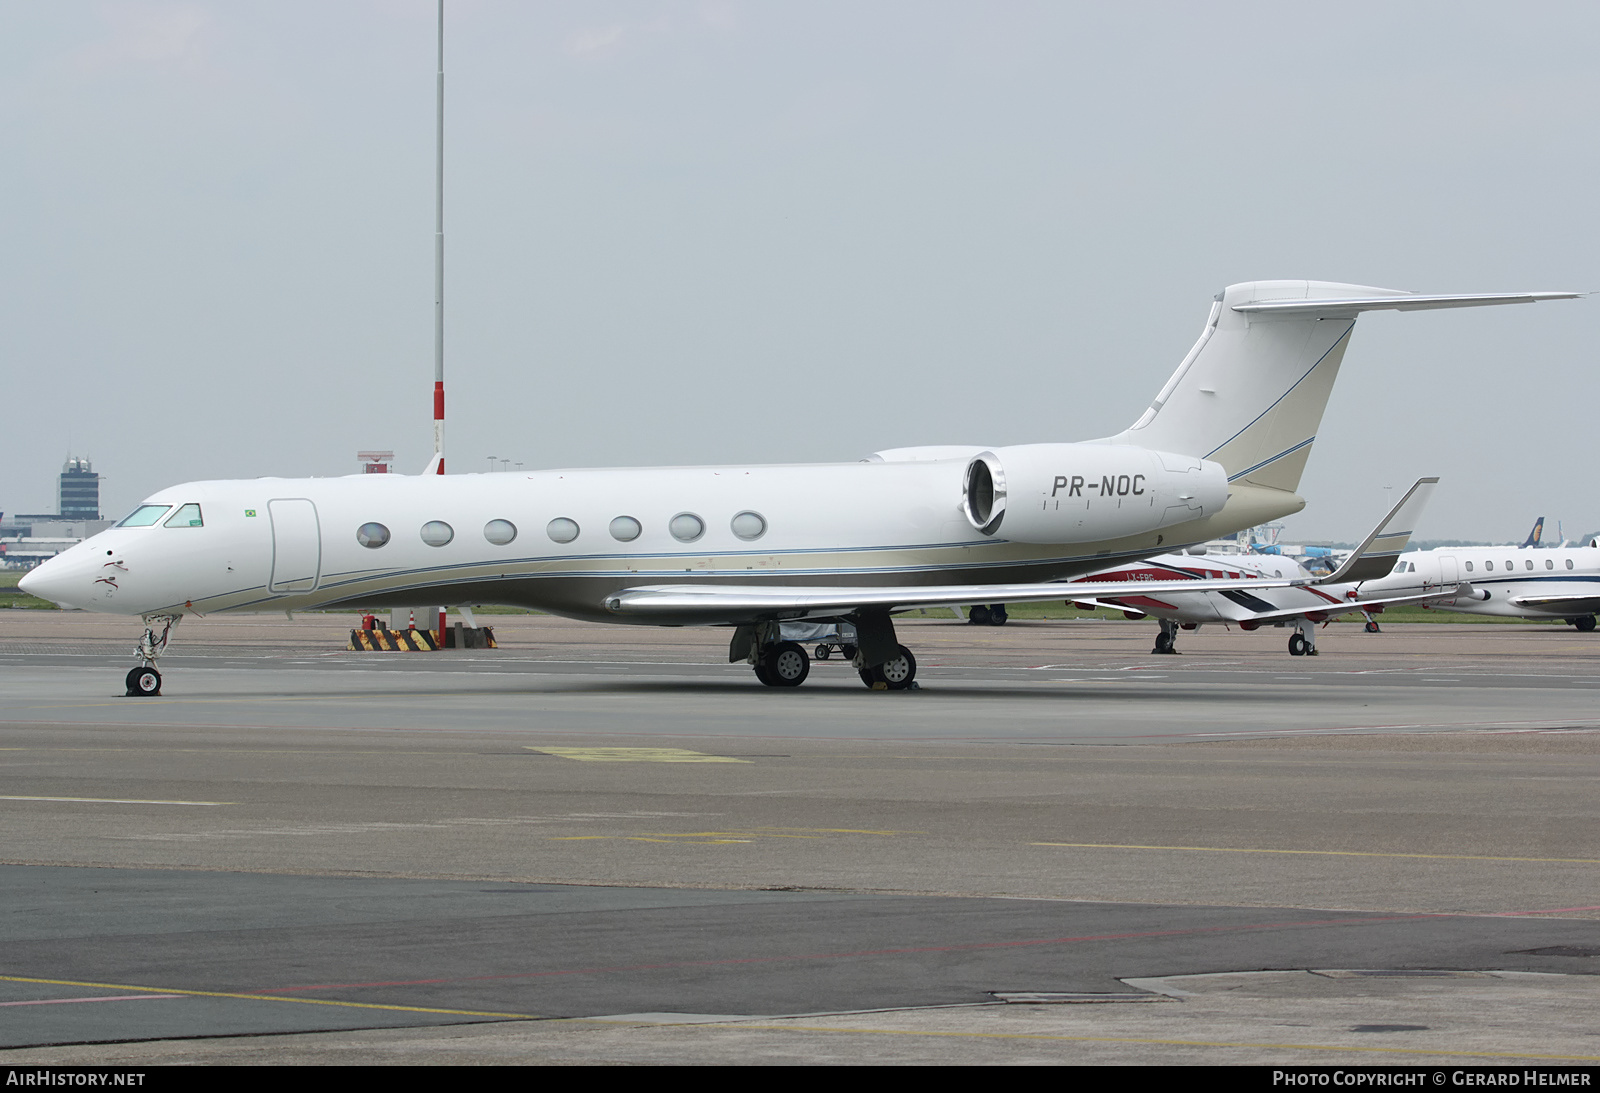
xmin=4 ymin=1 xmax=1595 ymax=542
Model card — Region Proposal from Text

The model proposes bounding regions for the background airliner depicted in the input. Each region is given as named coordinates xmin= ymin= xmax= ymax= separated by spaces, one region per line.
xmin=20 ymin=281 xmax=1577 ymax=694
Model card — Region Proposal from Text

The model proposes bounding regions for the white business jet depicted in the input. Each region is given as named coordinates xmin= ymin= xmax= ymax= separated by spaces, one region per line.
xmin=1065 ymin=478 xmax=1453 ymax=656
xmin=1359 ymin=538 xmax=1600 ymax=631
xmin=20 ymin=281 xmax=1577 ymax=695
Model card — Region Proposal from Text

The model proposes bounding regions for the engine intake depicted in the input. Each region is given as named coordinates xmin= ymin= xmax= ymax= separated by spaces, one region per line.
xmin=961 ymin=444 xmax=1227 ymax=543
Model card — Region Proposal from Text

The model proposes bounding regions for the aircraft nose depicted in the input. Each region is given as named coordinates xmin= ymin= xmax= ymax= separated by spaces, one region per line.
xmin=18 ymin=557 xmax=82 ymax=610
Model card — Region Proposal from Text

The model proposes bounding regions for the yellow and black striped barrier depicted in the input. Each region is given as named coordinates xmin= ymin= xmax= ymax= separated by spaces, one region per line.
xmin=348 ymin=627 xmax=440 ymax=651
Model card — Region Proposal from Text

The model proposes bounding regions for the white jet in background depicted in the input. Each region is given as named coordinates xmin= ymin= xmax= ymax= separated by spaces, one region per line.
xmin=20 ymin=281 xmax=1578 ymax=694
xmin=1360 ymin=537 xmax=1600 ymax=632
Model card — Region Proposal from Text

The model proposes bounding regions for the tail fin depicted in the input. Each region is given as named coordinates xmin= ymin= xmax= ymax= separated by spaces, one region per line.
xmin=1522 ymin=517 xmax=1545 ymax=549
xmin=1105 ymin=282 xmax=1579 ymax=496
xmin=1313 ymin=477 xmax=1439 ymax=586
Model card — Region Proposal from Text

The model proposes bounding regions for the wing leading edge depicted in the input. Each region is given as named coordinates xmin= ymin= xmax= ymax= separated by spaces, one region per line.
xmin=605 ymin=575 xmax=1306 ymax=623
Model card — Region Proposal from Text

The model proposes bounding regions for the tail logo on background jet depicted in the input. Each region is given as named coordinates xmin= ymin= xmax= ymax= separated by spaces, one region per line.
xmin=1523 ymin=517 xmax=1545 ymax=549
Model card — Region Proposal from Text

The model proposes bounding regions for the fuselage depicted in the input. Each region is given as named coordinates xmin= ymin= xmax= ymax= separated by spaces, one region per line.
xmin=1360 ymin=544 xmax=1600 ymax=620
xmin=1072 ymin=551 xmax=1359 ymax=624
xmin=21 ymin=457 xmax=1278 ymax=624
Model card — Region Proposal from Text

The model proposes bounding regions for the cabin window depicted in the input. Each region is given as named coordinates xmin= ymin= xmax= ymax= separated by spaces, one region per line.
xmin=356 ymin=522 xmax=390 ymax=548
xmin=669 ymin=513 xmax=705 ymax=543
xmin=163 ymin=504 xmax=203 ymax=528
xmin=484 ymin=519 xmax=517 ymax=546
xmin=421 ymin=520 xmax=454 ymax=547
xmin=1525 ymin=559 xmax=1534 ymax=570
xmin=117 ymin=505 xmax=172 ymax=527
xmin=1546 ymin=559 xmax=1554 ymax=569
xmin=731 ymin=511 xmax=767 ymax=541
xmin=547 ymin=518 xmax=579 ymax=544
xmin=609 ymin=516 xmax=642 ymax=542
xmin=1567 ymin=559 xmax=1575 ymax=570
xmin=1505 ymin=560 xmax=1513 ymax=571
xmin=1485 ymin=561 xmax=1493 ymax=571
xmin=1464 ymin=561 xmax=1473 ymax=572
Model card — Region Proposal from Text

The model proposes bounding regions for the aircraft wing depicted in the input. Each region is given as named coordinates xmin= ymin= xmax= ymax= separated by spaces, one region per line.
xmin=604 ymin=575 xmax=1303 ymax=621
xmin=1216 ymin=585 xmax=1472 ymax=626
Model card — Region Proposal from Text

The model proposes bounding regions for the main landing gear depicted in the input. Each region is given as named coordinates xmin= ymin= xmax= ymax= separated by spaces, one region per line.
xmin=1152 ymin=618 xmax=1181 ymax=655
xmin=968 ymin=604 xmax=1009 ymax=626
xmin=1570 ymin=615 xmax=1597 ymax=633
xmin=1287 ymin=617 xmax=1319 ymax=657
xmin=734 ymin=612 xmax=918 ymax=691
xmin=125 ymin=614 xmax=181 ymax=696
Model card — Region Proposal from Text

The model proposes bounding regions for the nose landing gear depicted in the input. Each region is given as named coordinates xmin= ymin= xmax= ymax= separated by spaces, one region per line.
xmin=125 ymin=614 xmax=181 ymax=696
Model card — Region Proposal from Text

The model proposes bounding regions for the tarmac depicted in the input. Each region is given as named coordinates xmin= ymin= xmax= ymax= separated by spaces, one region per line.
xmin=0 ymin=611 xmax=1595 ymax=1066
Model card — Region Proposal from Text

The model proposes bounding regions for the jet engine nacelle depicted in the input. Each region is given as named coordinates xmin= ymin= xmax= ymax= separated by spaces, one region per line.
xmin=961 ymin=443 xmax=1228 ymax=543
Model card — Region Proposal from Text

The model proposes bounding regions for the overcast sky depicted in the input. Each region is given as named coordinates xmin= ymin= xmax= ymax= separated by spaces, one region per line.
xmin=4 ymin=1 xmax=1596 ymax=542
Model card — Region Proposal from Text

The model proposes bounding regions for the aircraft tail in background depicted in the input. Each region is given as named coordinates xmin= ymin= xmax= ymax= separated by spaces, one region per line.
xmin=1522 ymin=517 xmax=1545 ymax=549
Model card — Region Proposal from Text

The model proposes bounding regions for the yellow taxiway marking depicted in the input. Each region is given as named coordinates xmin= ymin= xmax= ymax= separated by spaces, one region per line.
xmin=527 ymin=747 xmax=750 ymax=763
xmin=669 ymin=1022 xmax=1600 ymax=1062
xmin=0 ymin=795 xmax=230 ymax=806
xmin=0 ymin=975 xmax=541 ymax=1021
xmin=1031 ymin=842 xmax=1600 ymax=865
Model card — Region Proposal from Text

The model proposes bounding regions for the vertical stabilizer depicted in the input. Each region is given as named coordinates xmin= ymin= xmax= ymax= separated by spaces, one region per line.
xmin=1103 ymin=282 xmax=1579 ymax=496
xmin=1522 ymin=517 xmax=1545 ymax=549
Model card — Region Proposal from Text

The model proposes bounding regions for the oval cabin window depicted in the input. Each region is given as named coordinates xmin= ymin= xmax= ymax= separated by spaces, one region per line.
xmin=731 ymin=511 xmax=767 ymax=541
xmin=669 ymin=513 xmax=705 ymax=543
xmin=484 ymin=519 xmax=517 ymax=545
xmin=547 ymin=518 xmax=580 ymax=544
xmin=421 ymin=521 xmax=454 ymax=547
xmin=356 ymin=522 xmax=390 ymax=548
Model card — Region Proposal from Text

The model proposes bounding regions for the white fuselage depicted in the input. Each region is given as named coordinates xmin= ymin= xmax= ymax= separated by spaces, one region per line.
xmin=1360 ymin=545 xmax=1600 ymax=620
xmin=24 ymin=456 xmax=1245 ymax=625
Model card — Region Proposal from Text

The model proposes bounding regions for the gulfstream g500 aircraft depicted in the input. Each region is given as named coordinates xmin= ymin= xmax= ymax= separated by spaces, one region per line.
xmin=20 ymin=281 xmax=1578 ymax=694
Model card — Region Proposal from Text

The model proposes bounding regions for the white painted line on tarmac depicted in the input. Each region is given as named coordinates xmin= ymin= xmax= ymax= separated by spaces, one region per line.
xmin=0 ymin=795 xmax=231 ymax=806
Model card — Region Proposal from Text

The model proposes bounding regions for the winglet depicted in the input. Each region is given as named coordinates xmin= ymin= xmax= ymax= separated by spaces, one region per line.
xmin=1313 ymin=477 xmax=1439 ymax=586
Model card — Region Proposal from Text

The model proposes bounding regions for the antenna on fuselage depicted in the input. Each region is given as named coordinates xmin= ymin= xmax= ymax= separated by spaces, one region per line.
xmin=432 ymin=0 xmax=446 ymax=475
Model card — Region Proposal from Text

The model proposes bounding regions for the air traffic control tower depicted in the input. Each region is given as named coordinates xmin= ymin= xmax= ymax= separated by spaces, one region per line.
xmin=57 ymin=457 xmax=100 ymax=521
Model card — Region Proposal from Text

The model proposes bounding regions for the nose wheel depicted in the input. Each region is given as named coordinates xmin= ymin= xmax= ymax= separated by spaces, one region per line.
xmin=125 ymin=613 xmax=181 ymax=697
xmin=125 ymin=667 xmax=162 ymax=696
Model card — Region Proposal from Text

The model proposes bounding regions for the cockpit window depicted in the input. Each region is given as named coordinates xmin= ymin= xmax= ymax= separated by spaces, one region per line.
xmin=117 ymin=504 xmax=172 ymax=527
xmin=163 ymin=503 xmax=203 ymax=528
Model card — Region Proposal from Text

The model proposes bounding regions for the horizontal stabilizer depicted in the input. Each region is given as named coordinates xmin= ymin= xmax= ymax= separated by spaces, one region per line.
xmin=1315 ymin=477 xmax=1439 ymax=586
xmin=1234 ymin=292 xmax=1582 ymax=316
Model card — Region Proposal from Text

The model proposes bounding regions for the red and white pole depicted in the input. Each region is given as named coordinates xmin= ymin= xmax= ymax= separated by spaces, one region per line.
xmin=433 ymin=1 xmax=447 ymax=644
xmin=432 ymin=0 xmax=445 ymax=478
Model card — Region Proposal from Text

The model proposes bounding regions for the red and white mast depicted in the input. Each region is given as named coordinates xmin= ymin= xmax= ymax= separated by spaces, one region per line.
xmin=432 ymin=0 xmax=446 ymax=476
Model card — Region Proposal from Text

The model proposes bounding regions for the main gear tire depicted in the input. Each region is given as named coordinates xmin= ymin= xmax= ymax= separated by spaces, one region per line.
xmin=761 ymin=641 xmax=811 ymax=687
xmin=858 ymin=645 xmax=917 ymax=690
